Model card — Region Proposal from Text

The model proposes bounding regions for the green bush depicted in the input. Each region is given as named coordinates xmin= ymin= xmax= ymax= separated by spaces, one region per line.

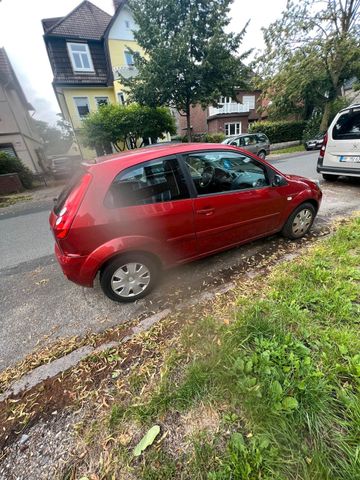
xmin=249 ymin=120 xmax=306 ymax=144
xmin=0 ymin=152 xmax=33 ymax=189
xmin=204 ymin=132 xmax=226 ymax=143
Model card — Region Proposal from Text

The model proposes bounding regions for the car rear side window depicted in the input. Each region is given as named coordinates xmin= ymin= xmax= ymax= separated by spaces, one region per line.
xmin=332 ymin=109 xmax=360 ymax=140
xmin=256 ymin=134 xmax=268 ymax=143
xmin=105 ymin=157 xmax=189 ymax=208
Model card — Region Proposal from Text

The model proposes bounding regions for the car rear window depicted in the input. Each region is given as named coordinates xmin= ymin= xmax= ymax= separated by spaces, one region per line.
xmin=53 ymin=169 xmax=85 ymax=215
xmin=332 ymin=109 xmax=360 ymax=140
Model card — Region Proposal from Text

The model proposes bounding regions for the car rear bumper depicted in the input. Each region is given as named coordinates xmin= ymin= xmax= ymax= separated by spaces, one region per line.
xmin=317 ymin=163 xmax=360 ymax=177
xmin=54 ymin=243 xmax=93 ymax=287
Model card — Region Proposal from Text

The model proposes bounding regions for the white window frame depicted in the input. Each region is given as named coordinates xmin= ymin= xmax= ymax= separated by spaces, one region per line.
xmin=95 ymin=96 xmax=109 ymax=108
xmin=73 ymin=96 xmax=90 ymax=120
xmin=243 ymin=95 xmax=255 ymax=110
xmin=117 ymin=92 xmax=126 ymax=105
xmin=224 ymin=122 xmax=241 ymax=136
xmin=219 ymin=96 xmax=232 ymax=104
xmin=67 ymin=42 xmax=94 ymax=73
xmin=124 ymin=50 xmax=135 ymax=66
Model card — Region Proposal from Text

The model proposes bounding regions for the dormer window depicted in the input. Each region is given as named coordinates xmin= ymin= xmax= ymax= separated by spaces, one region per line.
xmin=67 ymin=42 xmax=94 ymax=72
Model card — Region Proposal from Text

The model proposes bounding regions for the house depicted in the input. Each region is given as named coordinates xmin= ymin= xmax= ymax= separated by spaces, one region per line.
xmin=176 ymin=89 xmax=266 ymax=138
xmin=42 ymin=0 xmax=142 ymax=159
xmin=0 ymin=48 xmax=45 ymax=173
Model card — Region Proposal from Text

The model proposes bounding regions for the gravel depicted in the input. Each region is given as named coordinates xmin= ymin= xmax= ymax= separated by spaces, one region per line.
xmin=0 ymin=411 xmax=80 ymax=480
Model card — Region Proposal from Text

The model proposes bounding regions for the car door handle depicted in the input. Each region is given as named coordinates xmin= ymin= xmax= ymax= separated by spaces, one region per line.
xmin=197 ymin=207 xmax=215 ymax=216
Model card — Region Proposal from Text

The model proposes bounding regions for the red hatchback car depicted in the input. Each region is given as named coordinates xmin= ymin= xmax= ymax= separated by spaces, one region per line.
xmin=49 ymin=143 xmax=322 ymax=302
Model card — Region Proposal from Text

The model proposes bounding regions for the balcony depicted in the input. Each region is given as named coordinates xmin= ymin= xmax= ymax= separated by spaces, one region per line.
xmin=112 ymin=65 xmax=139 ymax=80
xmin=208 ymin=103 xmax=250 ymax=117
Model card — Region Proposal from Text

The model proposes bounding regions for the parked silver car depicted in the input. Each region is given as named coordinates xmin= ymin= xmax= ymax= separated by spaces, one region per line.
xmin=222 ymin=133 xmax=270 ymax=159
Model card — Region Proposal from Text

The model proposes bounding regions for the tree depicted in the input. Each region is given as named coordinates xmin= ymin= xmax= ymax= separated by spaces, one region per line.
xmin=256 ymin=0 xmax=360 ymax=131
xmin=81 ymin=103 xmax=176 ymax=152
xmin=35 ymin=117 xmax=74 ymax=156
xmin=125 ymin=0 xmax=251 ymax=141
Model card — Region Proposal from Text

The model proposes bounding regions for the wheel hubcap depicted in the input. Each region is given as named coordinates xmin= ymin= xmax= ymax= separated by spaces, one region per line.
xmin=111 ymin=262 xmax=150 ymax=298
xmin=292 ymin=209 xmax=313 ymax=235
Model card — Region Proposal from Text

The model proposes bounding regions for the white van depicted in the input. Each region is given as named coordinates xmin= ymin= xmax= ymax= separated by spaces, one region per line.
xmin=317 ymin=104 xmax=360 ymax=181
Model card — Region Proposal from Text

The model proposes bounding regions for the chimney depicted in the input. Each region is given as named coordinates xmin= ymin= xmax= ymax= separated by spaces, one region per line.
xmin=113 ymin=0 xmax=123 ymax=11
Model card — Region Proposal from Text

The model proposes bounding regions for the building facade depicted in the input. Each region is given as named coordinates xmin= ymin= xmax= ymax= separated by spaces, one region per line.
xmin=176 ymin=90 xmax=265 ymax=138
xmin=43 ymin=0 xmax=141 ymax=159
xmin=0 ymin=48 xmax=44 ymax=173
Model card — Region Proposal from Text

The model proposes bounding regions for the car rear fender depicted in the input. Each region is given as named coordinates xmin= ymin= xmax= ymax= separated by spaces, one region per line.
xmin=80 ymin=236 xmax=164 ymax=284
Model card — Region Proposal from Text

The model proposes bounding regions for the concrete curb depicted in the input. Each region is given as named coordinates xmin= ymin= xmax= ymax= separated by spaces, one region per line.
xmin=0 ymin=309 xmax=171 ymax=403
xmin=0 ymin=280 xmax=238 ymax=404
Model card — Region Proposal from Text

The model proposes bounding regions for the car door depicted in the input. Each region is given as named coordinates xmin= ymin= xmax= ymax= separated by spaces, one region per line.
xmin=181 ymin=150 xmax=287 ymax=255
xmin=104 ymin=156 xmax=197 ymax=263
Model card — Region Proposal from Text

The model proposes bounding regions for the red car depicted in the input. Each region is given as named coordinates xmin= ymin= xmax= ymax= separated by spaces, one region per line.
xmin=49 ymin=143 xmax=322 ymax=302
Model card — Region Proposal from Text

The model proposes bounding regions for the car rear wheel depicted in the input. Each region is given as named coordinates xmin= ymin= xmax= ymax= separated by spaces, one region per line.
xmin=282 ymin=203 xmax=316 ymax=239
xmin=258 ymin=150 xmax=266 ymax=159
xmin=322 ymin=174 xmax=339 ymax=182
xmin=100 ymin=254 xmax=160 ymax=302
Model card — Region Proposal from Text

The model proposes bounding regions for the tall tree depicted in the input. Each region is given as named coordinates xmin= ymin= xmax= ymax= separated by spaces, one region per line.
xmin=125 ymin=0 xmax=251 ymax=141
xmin=256 ymin=0 xmax=360 ymax=131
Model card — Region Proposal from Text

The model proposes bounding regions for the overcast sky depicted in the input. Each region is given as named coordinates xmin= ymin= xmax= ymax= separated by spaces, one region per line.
xmin=0 ymin=0 xmax=286 ymax=125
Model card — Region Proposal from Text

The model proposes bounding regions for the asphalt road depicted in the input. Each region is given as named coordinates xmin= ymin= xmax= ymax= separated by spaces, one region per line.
xmin=1 ymin=151 xmax=360 ymax=371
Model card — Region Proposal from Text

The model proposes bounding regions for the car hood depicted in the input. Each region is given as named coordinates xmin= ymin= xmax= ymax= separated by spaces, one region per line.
xmin=285 ymin=174 xmax=319 ymax=188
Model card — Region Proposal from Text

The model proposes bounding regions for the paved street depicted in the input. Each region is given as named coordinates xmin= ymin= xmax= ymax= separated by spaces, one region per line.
xmin=1 ymin=151 xmax=359 ymax=371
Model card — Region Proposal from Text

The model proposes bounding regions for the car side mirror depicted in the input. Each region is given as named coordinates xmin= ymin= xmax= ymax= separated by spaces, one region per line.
xmin=272 ymin=174 xmax=285 ymax=187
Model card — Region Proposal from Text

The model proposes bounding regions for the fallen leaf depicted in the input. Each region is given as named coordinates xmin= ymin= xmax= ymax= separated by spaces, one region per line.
xmin=133 ymin=425 xmax=160 ymax=457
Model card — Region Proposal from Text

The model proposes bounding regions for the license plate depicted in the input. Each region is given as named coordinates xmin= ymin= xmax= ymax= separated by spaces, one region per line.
xmin=339 ymin=156 xmax=360 ymax=163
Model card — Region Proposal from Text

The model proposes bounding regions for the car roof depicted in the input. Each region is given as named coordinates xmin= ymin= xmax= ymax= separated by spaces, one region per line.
xmin=85 ymin=143 xmax=249 ymax=173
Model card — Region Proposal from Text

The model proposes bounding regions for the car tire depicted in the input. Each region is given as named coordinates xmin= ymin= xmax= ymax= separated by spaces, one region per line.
xmin=282 ymin=202 xmax=316 ymax=240
xmin=322 ymin=174 xmax=339 ymax=182
xmin=258 ymin=150 xmax=266 ymax=159
xmin=100 ymin=253 xmax=160 ymax=302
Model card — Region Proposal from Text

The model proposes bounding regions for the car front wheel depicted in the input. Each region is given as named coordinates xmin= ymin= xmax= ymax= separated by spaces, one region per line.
xmin=258 ymin=150 xmax=266 ymax=159
xmin=282 ymin=203 xmax=316 ymax=239
xmin=100 ymin=254 xmax=160 ymax=302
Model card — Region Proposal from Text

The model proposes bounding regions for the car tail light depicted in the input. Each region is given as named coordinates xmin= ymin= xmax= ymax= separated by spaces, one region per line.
xmin=53 ymin=173 xmax=92 ymax=239
xmin=319 ymin=132 xmax=328 ymax=159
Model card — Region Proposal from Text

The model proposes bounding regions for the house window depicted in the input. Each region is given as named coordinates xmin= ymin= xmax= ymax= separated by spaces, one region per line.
xmin=219 ymin=96 xmax=232 ymax=104
xmin=125 ymin=50 xmax=135 ymax=66
xmin=224 ymin=122 xmax=241 ymax=136
xmin=125 ymin=20 xmax=130 ymax=28
xmin=67 ymin=43 xmax=94 ymax=72
xmin=74 ymin=97 xmax=90 ymax=119
xmin=0 ymin=143 xmax=17 ymax=157
xmin=95 ymin=96 xmax=109 ymax=108
xmin=243 ymin=95 xmax=255 ymax=109
xmin=117 ymin=92 xmax=126 ymax=105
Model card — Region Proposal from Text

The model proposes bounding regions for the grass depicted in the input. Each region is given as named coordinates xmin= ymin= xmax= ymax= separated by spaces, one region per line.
xmin=270 ymin=144 xmax=305 ymax=155
xmin=64 ymin=217 xmax=360 ymax=479
xmin=0 ymin=194 xmax=32 ymax=208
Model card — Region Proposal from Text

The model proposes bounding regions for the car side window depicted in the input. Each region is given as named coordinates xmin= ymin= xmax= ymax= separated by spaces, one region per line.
xmin=183 ymin=151 xmax=269 ymax=196
xmin=105 ymin=158 xmax=189 ymax=207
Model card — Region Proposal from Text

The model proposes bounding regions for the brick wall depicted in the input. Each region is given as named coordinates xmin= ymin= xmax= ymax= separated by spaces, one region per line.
xmin=177 ymin=104 xmax=208 ymax=136
xmin=0 ymin=173 xmax=24 ymax=195
xmin=208 ymin=116 xmax=249 ymax=135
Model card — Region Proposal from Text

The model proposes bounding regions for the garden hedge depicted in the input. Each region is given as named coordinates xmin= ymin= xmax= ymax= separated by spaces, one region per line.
xmin=0 ymin=152 xmax=33 ymax=189
xmin=249 ymin=120 xmax=306 ymax=144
